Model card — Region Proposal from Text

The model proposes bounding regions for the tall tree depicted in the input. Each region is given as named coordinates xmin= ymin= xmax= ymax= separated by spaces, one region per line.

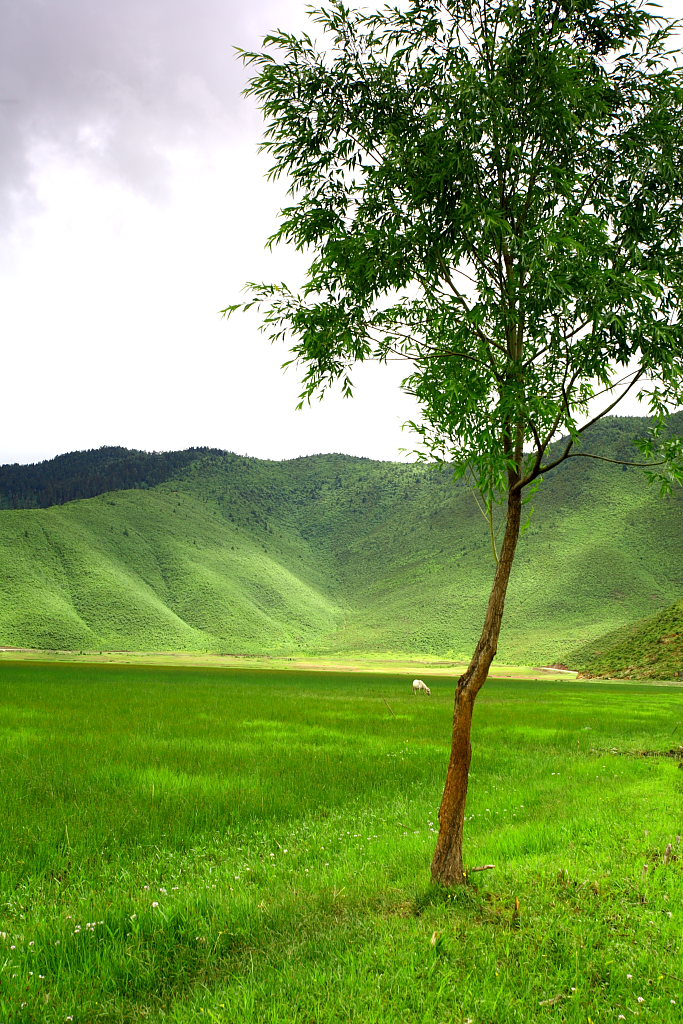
xmin=228 ymin=0 xmax=683 ymax=885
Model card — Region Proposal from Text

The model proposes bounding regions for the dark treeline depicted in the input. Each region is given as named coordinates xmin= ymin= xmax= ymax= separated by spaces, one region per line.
xmin=0 ymin=447 xmax=224 ymax=509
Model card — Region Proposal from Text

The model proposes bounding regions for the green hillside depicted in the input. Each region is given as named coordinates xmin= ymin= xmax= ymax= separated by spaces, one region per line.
xmin=0 ymin=487 xmax=343 ymax=654
xmin=1 ymin=416 xmax=681 ymax=662
xmin=569 ymin=600 xmax=683 ymax=679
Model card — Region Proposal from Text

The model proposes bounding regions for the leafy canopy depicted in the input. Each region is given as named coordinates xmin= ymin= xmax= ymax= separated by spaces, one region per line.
xmin=229 ymin=0 xmax=683 ymax=500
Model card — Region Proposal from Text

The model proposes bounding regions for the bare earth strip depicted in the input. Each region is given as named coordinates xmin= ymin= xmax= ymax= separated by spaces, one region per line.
xmin=3 ymin=648 xmax=683 ymax=684
xmin=0 ymin=646 xmax=584 ymax=679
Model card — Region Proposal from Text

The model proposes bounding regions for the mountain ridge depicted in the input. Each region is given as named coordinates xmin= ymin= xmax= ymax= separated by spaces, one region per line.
xmin=1 ymin=414 xmax=681 ymax=664
xmin=5 ymin=409 xmax=680 ymax=510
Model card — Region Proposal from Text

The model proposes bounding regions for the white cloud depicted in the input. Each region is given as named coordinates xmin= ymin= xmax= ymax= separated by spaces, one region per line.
xmin=0 ymin=0 xmax=421 ymax=465
xmin=1 ymin=0 xmax=680 ymax=466
xmin=0 ymin=131 xmax=420 ymax=465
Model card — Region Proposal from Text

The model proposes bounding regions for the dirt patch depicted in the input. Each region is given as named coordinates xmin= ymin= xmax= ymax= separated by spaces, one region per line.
xmin=606 ymin=746 xmax=683 ymax=760
xmin=535 ymin=664 xmax=577 ymax=675
xmin=638 ymin=747 xmax=683 ymax=760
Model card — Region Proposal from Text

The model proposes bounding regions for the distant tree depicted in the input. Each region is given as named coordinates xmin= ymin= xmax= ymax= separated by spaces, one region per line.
xmin=228 ymin=0 xmax=683 ymax=885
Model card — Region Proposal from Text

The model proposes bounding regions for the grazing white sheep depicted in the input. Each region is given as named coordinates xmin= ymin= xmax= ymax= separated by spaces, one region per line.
xmin=412 ymin=679 xmax=431 ymax=695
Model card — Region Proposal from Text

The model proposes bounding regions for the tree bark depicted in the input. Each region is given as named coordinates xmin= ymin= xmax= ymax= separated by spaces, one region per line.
xmin=430 ymin=483 xmax=523 ymax=886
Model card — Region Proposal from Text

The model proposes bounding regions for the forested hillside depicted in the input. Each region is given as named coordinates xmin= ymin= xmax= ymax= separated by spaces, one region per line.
xmin=1 ymin=416 xmax=681 ymax=663
xmin=0 ymin=446 xmax=223 ymax=509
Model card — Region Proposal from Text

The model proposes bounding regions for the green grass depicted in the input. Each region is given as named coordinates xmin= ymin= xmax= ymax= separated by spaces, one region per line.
xmin=1 ymin=661 xmax=682 ymax=1022
xmin=570 ymin=599 xmax=683 ymax=680
xmin=0 ymin=486 xmax=345 ymax=653
xmin=2 ymin=419 xmax=682 ymax=664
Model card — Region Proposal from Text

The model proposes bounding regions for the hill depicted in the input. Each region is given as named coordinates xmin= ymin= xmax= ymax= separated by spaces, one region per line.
xmin=569 ymin=600 xmax=683 ymax=679
xmin=0 ymin=416 xmax=681 ymax=662
xmin=0 ymin=446 xmax=224 ymax=509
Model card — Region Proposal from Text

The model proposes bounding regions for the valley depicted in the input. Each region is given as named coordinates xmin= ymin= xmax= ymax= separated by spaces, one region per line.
xmin=1 ymin=414 xmax=681 ymax=670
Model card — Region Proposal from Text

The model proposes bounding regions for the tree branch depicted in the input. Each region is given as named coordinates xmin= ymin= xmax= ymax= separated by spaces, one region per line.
xmin=519 ymin=366 xmax=648 ymax=486
xmin=566 ymin=453 xmax=666 ymax=467
xmin=575 ymin=367 xmax=646 ymax=436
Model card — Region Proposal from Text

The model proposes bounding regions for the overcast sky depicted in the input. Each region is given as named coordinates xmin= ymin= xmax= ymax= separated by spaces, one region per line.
xmin=1 ymin=0 xmax=681 ymax=466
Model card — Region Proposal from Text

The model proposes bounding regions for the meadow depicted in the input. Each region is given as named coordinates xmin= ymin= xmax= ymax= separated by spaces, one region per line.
xmin=1 ymin=660 xmax=682 ymax=1023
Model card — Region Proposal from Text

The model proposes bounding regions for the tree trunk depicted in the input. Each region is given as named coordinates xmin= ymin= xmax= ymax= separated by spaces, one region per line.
xmin=430 ymin=483 xmax=523 ymax=886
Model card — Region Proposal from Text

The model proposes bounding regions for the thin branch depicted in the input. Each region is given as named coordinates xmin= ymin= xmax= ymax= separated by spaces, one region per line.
xmin=450 ymin=264 xmax=478 ymax=287
xmin=527 ymin=437 xmax=575 ymax=482
xmin=575 ymin=367 xmax=646 ymax=436
xmin=520 ymin=418 xmax=549 ymax=488
xmin=523 ymin=339 xmax=554 ymax=368
xmin=468 ymin=471 xmax=501 ymax=563
xmin=417 ymin=346 xmax=502 ymax=376
xmin=433 ymin=257 xmax=508 ymax=356
xmin=567 ymin=453 xmax=666 ymax=467
xmin=564 ymin=319 xmax=592 ymax=341
xmin=518 ymin=362 xmax=581 ymax=487
xmin=488 ymin=504 xmax=500 ymax=564
xmin=517 ymin=367 xmax=648 ymax=489
xmin=523 ymin=319 xmax=588 ymax=369
xmin=584 ymin=367 xmax=644 ymax=405
xmin=547 ymin=359 xmax=584 ymax=448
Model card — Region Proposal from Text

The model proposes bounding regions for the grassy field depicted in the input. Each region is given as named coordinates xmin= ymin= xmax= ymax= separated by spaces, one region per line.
xmin=1 ymin=660 xmax=682 ymax=1023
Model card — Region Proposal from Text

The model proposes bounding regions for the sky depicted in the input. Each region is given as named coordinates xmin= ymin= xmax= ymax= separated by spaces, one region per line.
xmin=1 ymin=0 xmax=681 ymax=466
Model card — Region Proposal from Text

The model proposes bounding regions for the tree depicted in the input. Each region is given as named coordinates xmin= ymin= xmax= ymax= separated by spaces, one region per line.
xmin=227 ymin=0 xmax=683 ymax=886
